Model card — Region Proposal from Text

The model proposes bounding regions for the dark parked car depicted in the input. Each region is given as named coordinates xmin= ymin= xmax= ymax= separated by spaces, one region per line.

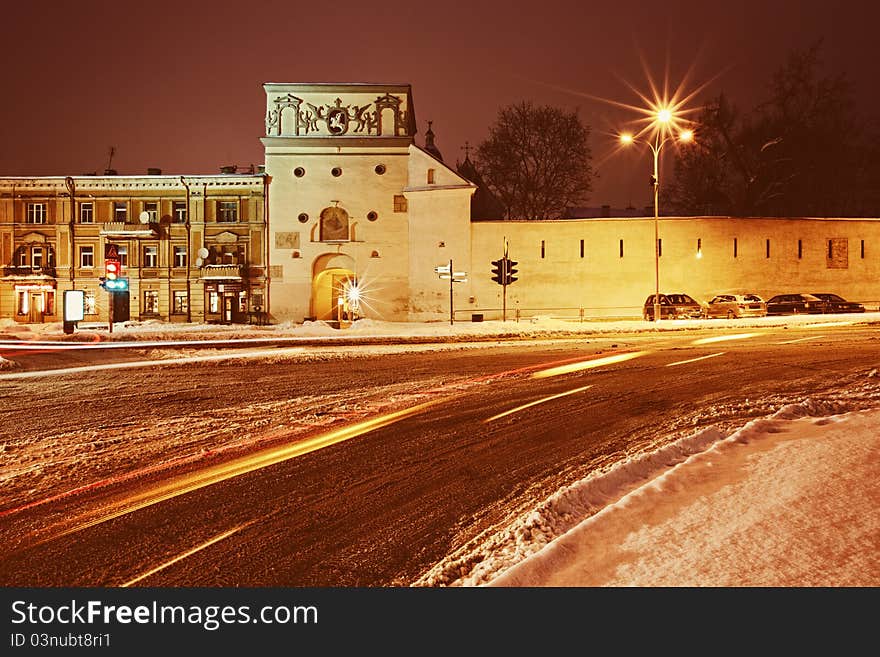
xmin=643 ymin=293 xmax=705 ymax=320
xmin=765 ymin=293 xmax=830 ymax=315
xmin=810 ymin=293 xmax=865 ymax=313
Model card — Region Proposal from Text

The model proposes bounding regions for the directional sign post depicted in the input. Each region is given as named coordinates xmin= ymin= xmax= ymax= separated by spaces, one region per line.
xmin=436 ymin=259 xmax=467 ymax=325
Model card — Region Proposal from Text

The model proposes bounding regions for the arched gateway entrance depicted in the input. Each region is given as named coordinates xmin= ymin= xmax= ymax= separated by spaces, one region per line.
xmin=311 ymin=254 xmax=358 ymax=322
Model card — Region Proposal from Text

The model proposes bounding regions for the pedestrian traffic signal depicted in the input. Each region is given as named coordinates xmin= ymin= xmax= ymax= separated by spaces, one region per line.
xmin=491 ymin=258 xmax=505 ymax=285
xmin=505 ymin=259 xmax=518 ymax=285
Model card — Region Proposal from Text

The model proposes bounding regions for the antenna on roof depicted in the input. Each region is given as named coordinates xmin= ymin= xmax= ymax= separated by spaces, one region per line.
xmin=105 ymin=146 xmax=117 ymax=175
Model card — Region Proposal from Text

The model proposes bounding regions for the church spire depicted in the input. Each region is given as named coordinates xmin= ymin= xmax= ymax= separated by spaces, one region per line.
xmin=424 ymin=120 xmax=443 ymax=161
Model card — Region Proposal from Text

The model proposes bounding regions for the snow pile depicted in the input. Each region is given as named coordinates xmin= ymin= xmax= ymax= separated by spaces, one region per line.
xmin=490 ymin=404 xmax=880 ymax=587
xmin=0 ymin=356 xmax=18 ymax=370
xmin=414 ymin=397 xmax=859 ymax=587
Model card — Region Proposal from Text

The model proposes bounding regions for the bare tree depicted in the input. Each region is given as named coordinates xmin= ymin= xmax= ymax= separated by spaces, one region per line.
xmin=476 ymin=102 xmax=593 ymax=220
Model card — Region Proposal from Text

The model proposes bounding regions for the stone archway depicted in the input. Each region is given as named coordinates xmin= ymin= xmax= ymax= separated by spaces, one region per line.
xmin=311 ymin=253 xmax=356 ymax=321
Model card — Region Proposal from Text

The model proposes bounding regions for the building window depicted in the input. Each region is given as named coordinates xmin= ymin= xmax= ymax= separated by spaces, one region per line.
xmin=173 ymin=291 xmax=188 ymax=314
xmin=143 ymin=290 xmax=159 ymax=315
xmin=367 ymin=211 xmax=378 ymax=221
xmin=218 ymin=201 xmax=238 ymax=222
xmin=26 ymin=203 xmax=46 ymax=224
xmin=17 ymin=249 xmax=26 ymax=266
xmin=658 ymin=238 xmax=663 ymax=257
xmin=375 ymin=164 xmax=386 ymax=175
xmin=31 ymin=247 xmax=43 ymax=269
xmin=298 ymin=213 xmax=309 ymax=223
xmin=293 ymin=167 xmax=305 ymax=178
xmin=427 ymin=168 xmax=435 ymax=184
xmin=143 ymin=245 xmax=158 ymax=268
xmin=208 ymin=291 xmax=220 ymax=314
xmin=861 ymin=240 xmax=865 ymax=259
xmin=173 ymin=246 xmax=187 ymax=268
xmin=117 ymin=245 xmax=128 ymax=267
xmin=541 ymin=240 xmax=545 ymax=259
xmin=144 ymin=201 xmax=158 ymax=223
xmin=84 ymin=291 xmax=96 ymax=315
xmin=114 ymin=202 xmax=127 ymax=222
xmin=393 ymin=195 xmax=407 ymax=212
xmin=798 ymin=239 xmax=803 ymax=259
xmin=619 ymin=239 xmax=624 ymax=258
xmin=170 ymin=201 xmax=186 ymax=224
xmin=580 ymin=239 xmax=584 ymax=258
xmin=733 ymin=238 xmax=738 ymax=258
xmin=766 ymin=239 xmax=771 ymax=258
xmin=80 ymin=245 xmax=94 ymax=268
xmin=331 ymin=167 xmax=342 ymax=177
xmin=16 ymin=291 xmax=27 ymax=315
xmin=79 ymin=202 xmax=94 ymax=223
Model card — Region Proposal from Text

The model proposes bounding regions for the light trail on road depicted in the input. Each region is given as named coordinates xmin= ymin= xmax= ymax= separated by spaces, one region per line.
xmin=778 ymin=335 xmax=827 ymax=344
xmin=691 ymin=333 xmax=762 ymax=345
xmin=121 ymin=522 xmax=254 ymax=587
xmin=28 ymin=398 xmax=444 ymax=546
xmin=0 ymin=347 xmax=307 ymax=379
xmin=531 ymin=351 xmax=647 ymax=379
xmin=666 ymin=352 xmax=726 ymax=367
xmin=484 ymin=385 xmax=593 ymax=423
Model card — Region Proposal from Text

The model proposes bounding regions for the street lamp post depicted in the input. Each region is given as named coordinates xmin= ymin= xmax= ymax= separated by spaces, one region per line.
xmin=620 ymin=112 xmax=692 ymax=321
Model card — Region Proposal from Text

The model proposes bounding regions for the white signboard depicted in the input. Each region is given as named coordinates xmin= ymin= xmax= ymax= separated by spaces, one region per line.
xmin=64 ymin=290 xmax=85 ymax=322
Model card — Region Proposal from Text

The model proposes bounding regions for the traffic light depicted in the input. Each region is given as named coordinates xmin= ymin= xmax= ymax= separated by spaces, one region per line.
xmin=105 ymin=259 xmax=120 ymax=281
xmin=505 ymin=258 xmax=518 ymax=285
xmin=101 ymin=259 xmax=128 ymax=291
xmin=491 ymin=258 xmax=505 ymax=285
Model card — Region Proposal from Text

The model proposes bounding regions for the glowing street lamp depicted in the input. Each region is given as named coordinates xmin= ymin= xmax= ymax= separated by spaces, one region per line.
xmin=619 ymin=107 xmax=694 ymax=321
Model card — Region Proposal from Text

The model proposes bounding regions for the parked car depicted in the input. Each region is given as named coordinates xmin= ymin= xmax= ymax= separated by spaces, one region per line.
xmin=809 ymin=293 xmax=865 ymax=313
xmin=765 ymin=293 xmax=830 ymax=315
xmin=643 ymin=293 xmax=705 ymax=321
xmin=705 ymin=293 xmax=768 ymax=319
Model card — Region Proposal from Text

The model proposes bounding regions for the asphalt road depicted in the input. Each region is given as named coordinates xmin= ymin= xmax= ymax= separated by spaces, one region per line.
xmin=2 ymin=323 xmax=879 ymax=586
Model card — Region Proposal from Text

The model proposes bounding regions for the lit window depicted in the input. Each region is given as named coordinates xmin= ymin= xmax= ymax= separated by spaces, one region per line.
xmin=208 ymin=291 xmax=220 ymax=314
xmin=427 ymin=168 xmax=435 ymax=184
xmin=84 ymin=292 xmax=96 ymax=315
xmin=393 ymin=195 xmax=407 ymax=212
xmin=173 ymin=291 xmax=188 ymax=314
xmin=18 ymin=249 xmax=26 ymax=267
xmin=143 ymin=290 xmax=159 ymax=314
xmin=117 ymin=245 xmax=128 ymax=267
xmin=80 ymin=245 xmax=94 ymax=268
xmin=31 ymin=247 xmax=43 ymax=269
xmin=79 ymin=202 xmax=94 ymax=224
xmin=26 ymin=203 xmax=46 ymax=224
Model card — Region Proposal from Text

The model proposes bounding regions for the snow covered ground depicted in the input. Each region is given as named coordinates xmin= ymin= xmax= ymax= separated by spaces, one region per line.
xmin=3 ymin=314 xmax=879 ymax=587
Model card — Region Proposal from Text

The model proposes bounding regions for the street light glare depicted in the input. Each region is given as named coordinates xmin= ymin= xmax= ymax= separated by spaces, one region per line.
xmin=657 ymin=108 xmax=673 ymax=123
xmin=679 ymin=129 xmax=694 ymax=142
xmin=619 ymin=133 xmax=634 ymax=145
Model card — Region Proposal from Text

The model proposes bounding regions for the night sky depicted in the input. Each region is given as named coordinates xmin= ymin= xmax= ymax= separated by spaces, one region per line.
xmin=3 ymin=0 xmax=878 ymax=208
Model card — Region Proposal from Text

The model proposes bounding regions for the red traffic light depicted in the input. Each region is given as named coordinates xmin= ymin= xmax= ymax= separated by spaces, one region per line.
xmin=105 ymin=260 xmax=121 ymax=279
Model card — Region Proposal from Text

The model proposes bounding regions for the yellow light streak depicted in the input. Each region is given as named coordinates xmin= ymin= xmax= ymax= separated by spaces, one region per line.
xmin=531 ymin=351 xmax=647 ymax=379
xmin=691 ymin=333 xmax=761 ymax=345
xmin=40 ymin=399 xmax=442 ymax=543
xmin=778 ymin=335 xmax=826 ymax=344
xmin=484 ymin=385 xmax=593 ymax=423
xmin=665 ymin=352 xmax=725 ymax=367
xmin=121 ymin=522 xmax=252 ymax=587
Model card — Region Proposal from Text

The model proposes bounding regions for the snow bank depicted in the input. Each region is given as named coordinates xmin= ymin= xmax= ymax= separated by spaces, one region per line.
xmin=414 ymin=397 xmax=861 ymax=587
